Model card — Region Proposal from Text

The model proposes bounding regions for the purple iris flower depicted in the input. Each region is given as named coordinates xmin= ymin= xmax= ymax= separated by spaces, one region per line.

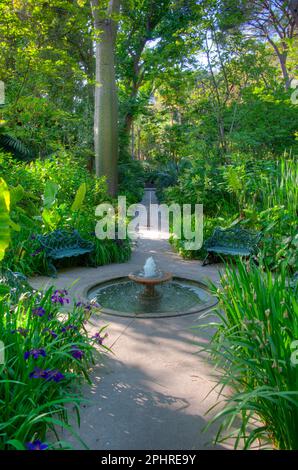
xmin=92 ymin=332 xmax=108 ymax=345
xmin=32 ymin=307 xmax=46 ymax=317
xmin=30 ymin=247 xmax=43 ymax=257
xmin=29 ymin=367 xmax=65 ymax=383
xmin=76 ymin=301 xmax=91 ymax=311
xmin=29 ymin=367 xmax=48 ymax=379
xmin=51 ymin=289 xmax=70 ymax=305
xmin=26 ymin=440 xmax=48 ymax=450
xmin=76 ymin=300 xmax=100 ymax=311
xmin=45 ymin=369 xmax=65 ymax=383
xmin=46 ymin=369 xmax=65 ymax=382
xmin=11 ymin=328 xmax=29 ymax=337
xmin=61 ymin=324 xmax=77 ymax=333
xmin=24 ymin=348 xmax=46 ymax=360
xmin=42 ymin=328 xmax=58 ymax=339
xmin=70 ymin=345 xmax=84 ymax=360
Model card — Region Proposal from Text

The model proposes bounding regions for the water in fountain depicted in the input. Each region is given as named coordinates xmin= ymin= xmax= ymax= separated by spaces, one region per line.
xmin=143 ymin=257 xmax=157 ymax=278
xmin=88 ymin=278 xmax=214 ymax=317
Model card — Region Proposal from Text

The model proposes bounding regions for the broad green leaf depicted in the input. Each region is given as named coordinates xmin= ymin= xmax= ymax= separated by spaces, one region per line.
xmin=5 ymin=440 xmax=26 ymax=450
xmin=42 ymin=208 xmax=61 ymax=230
xmin=43 ymin=181 xmax=59 ymax=209
xmin=0 ymin=284 xmax=10 ymax=297
xmin=9 ymin=219 xmax=21 ymax=232
xmin=71 ymin=182 xmax=86 ymax=212
xmin=10 ymin=184 xmax=25 ymax=206
xmin=0 ymin=178 xmax=11 ymax=261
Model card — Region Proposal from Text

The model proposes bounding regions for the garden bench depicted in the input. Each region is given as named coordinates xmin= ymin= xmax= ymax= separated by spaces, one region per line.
xmin=202 ymin=226 xmax=262 ymax=266
xmin=0 ymin=269 xmax=34 ymax=301
xmin=36 ymin=230 xmax=94 ymax=277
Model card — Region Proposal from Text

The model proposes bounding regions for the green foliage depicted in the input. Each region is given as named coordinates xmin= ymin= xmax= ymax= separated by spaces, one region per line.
xmin=0 ymin=268 xmax=33 ymax=302
xmin=228 ymin=88 xmax=298 ymax=155
xmin=0 ymin=132 xmax=32 ymax=161
xmin=0 ymin=178 xmax=11 ymax=261
xmin=0 ymin=285 xmax=108 ymax=450
xmin=118 ymin=160 xmax=145 ymax=204
xmin=197 ymin=259 xmax=298 ymax=449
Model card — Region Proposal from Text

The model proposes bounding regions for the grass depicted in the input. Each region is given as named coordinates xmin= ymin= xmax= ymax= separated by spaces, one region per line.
xmin=196 ymin=259 xmax=298 ymax=449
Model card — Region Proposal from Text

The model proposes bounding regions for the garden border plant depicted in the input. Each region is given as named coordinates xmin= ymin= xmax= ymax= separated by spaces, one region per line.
xmin=195 ymin=258 xmax=298 ymax=450
xmin=0 ymin=285 xmax=109 ymax=450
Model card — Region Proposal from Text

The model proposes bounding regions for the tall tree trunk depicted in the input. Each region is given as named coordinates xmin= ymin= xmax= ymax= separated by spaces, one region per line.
xmin=123 ymin=80 xmax=140 ymax=152
xmin=90 ymin=0 xmax=120 ymax=196
xmin=279 ymin=52 xmax=291 ymax=90
xmin=137 ymin=127 xmax=141 ymax=160
xmin=131 ymin=120 xmax=135 ymax=160
xmin=268 ymin=36 xmax=291 ymax=90
xmin=289 ymin=0 xmax=298 ymax=28
xmin=124 ymin=113 xmax=134 ymax=140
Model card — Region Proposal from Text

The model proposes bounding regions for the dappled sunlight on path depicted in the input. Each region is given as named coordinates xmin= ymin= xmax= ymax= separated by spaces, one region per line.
xmin=30 ymin=190 xmax=228 ymax=450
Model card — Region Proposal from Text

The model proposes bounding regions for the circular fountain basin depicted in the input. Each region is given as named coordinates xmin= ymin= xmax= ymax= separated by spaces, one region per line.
xmin=87 ymin=276 xmax=218 ymax=319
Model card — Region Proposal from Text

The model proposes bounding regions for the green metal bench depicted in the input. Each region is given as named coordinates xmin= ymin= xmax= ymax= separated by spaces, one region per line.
xmin=0 ymin=269 xmax=34 ymax=301
xmin=36 ymin=229 xmax=94 ymax=277
xmin=202 ymin=226 xmax=262 ymax=266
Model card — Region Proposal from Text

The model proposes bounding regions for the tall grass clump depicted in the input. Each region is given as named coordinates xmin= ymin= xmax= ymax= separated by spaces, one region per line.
xmin=199 ymin=259 xmax=298 ymax=450
xmin=265 ymin=158 xmax=298 ymax=219
xmin=0 ymin=286 xmax=108 ymax=450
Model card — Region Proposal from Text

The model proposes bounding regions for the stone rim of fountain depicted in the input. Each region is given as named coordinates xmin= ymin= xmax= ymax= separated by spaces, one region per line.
xmin=85 ymin=275 xmax=218 ymax=319
xmin=128 ymin=271 xmax=172 ymax=285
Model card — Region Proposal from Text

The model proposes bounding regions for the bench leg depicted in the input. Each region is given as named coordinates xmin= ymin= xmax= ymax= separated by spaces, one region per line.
xmin=202 ymin=253 xmax=210 ymax=266
xmin=87 ymin=252 xmax=97 ymax=267
xmin=47 ymin=260 xmax=57 ymax=278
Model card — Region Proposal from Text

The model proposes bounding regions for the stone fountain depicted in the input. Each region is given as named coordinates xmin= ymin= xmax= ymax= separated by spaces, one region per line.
xmin=86 ymin=256 xmax=218 ymax=318
xmin=128 ymin=257 xmax=172 ymax=300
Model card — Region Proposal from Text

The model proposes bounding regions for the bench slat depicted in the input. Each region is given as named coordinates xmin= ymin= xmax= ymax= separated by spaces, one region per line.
xmin=51 ymin=247 xmax=93 ymax=259
xmin=207 ymin=246 xmax=251 ymax=256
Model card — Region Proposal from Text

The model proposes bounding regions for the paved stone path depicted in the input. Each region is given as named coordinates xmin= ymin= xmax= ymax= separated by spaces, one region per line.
xmin=30 ymin=189 xmax=228 ymax=450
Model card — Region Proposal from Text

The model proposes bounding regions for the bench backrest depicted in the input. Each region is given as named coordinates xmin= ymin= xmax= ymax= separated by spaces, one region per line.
xmin=207 ymin=227 xmax=262 ymax=250
xmin=37 ymin=230 xmax=93 ymax=252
